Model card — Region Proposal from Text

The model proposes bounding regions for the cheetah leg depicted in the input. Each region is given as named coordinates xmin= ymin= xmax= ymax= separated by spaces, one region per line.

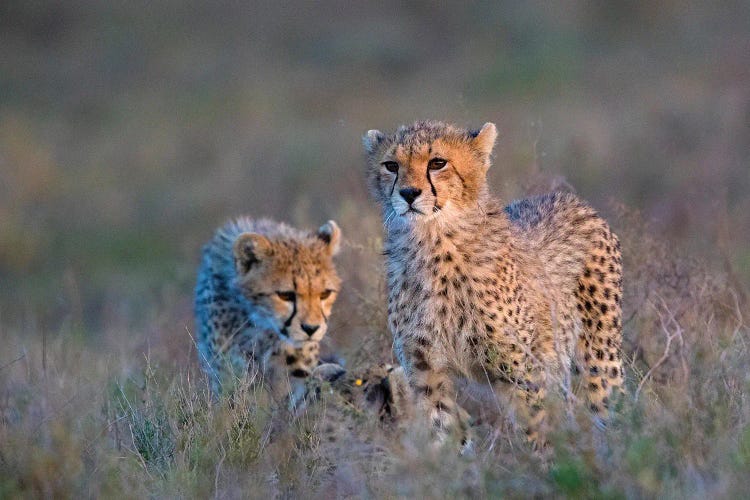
xmin=510 ymin=368 xmax=548 ymax=450
xmin=408 ymin=363 xmax=471 ymax=449
xmin=576 ymin=235 xmax=625 ymax=423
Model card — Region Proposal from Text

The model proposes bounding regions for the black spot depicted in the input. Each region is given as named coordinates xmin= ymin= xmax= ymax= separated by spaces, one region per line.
xmin=588 ymin=285 xmax=597 ymax=295
xmin=291 ymin=369 xmax=309 ymax=378
xmin=413 ymin=350 xmax=431 ymax=371
xmin=286 ymin=355 xmax=296 ymax=365
xmin=584 ymin=301 xmax=592 ymax=311
xmin=416 ymin=336 xmax=431 ymax=347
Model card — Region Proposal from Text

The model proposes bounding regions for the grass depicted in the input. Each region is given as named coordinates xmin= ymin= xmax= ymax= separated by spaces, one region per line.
xmin=1 ymin=206 xmax=748 ymax=498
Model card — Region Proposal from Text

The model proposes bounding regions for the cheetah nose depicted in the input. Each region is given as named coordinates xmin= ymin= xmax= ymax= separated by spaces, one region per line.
xmin=301 ymin=323 xmax=320 ymax=336
xmin=399 ymin=187 xmax=422 ymax=205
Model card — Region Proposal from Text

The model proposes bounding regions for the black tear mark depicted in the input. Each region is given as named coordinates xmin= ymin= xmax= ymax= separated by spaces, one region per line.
xmin=426 ymin=168 xmax=437 ymax=197
xmin=389 ymin=170 xmax=399 ymax=197
xmin=281 ymin=278 xmax=298 ymax=337
xmin=426 ymin=166 xmax=439 ymax=211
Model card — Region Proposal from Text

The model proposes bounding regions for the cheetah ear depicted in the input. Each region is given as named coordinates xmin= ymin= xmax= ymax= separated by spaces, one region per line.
xmin=316 ymin=220 xmax=341 ymax=256
xmin=472 ymin=122 xmax=497 ymax=157
xmin=233 ymin=233 xmax=272 ymax=275
xmin=363 ymin=129 xmax=386 ymax=156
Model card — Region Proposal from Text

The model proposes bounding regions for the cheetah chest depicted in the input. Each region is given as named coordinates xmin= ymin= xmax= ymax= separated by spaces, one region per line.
xmin=387 ymin=236 xmax=534 ymax=373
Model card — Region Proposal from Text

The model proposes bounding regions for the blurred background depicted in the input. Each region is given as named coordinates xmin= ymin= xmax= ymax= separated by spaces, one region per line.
xmin=1 ymin=0 xmax=748 ymax=354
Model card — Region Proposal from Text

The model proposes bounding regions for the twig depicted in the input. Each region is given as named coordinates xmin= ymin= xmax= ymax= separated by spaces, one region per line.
xmin=0 ymin=353 xmax=25 ymax=372
xmin=635 ymin=298 xmax=683 ymax=401
xmin=213 ymin=449 xmax=227 ymax=499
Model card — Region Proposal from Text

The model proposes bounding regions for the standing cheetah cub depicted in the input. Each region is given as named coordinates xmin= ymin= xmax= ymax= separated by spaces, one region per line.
xmin=194 ymin=217 xmax=342 ymax=405
xmin=364 ymin=121 xmax=623 ymax=447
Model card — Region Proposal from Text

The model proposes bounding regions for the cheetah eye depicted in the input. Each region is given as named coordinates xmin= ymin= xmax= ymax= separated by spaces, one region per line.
xmin=276 ymin=291 xmax=296 ymax=302
xmin=428 ymin=158 xmax=447 ymax=170
xmin=320 ymin=289 xmax=334 ymax=300
xmin=381 ymin=161 xmax=399 ymax=173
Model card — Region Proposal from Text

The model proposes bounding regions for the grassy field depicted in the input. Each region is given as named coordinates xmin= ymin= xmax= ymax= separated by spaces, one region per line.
xmin=1 ymin=1 xmax=749 ymax=497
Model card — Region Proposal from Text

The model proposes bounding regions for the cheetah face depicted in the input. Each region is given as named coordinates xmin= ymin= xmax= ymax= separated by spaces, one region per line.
xmin=363 ymin=121 xmax=497 ymax=223
xmin=232 ymin=221 xmax=342 ymax=345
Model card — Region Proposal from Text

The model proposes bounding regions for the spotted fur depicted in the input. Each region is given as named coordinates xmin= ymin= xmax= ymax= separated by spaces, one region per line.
xmin=194 ymin=217 xmax=342 ymax=404
xmin=364 ymin=121 xmax=624 ymax=448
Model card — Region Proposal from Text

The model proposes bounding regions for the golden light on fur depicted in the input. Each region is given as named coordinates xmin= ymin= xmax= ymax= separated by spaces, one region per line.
xmin=365 ymin=120 xmax=624 ymax=449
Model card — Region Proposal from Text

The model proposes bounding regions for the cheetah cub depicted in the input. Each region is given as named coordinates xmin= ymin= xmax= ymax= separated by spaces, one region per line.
xmin=364 ymin=121 xmax=623 ymax=448
xmin=195 ymin=217 xmax=342 ymax=405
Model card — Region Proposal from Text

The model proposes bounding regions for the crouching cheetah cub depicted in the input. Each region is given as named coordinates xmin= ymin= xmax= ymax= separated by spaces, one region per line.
xmin=364 ymin=121 xmax=624 ymax=448
xmin=194 ymin=217 xmax=342 ymax=405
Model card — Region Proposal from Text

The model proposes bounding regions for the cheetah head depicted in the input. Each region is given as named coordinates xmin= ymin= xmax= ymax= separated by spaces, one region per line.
xmin=232 ymin=220 xmax=342 ymax=345
xmin=363 ymin=120 xmax=497 ymax=224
